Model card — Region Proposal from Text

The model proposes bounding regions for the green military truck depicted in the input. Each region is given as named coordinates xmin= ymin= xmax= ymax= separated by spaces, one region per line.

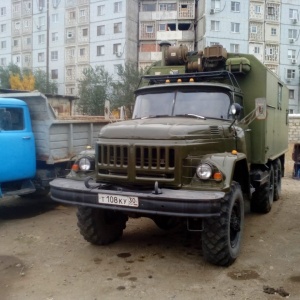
xmin=50 ymin=44 xmax=288 ymax=266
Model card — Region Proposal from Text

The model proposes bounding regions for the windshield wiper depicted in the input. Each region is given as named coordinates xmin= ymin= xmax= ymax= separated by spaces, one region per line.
xmin=175 ymin=114 xmax=206 ymax=120
xmin=141 ymin=115 xmax=171 ymax=119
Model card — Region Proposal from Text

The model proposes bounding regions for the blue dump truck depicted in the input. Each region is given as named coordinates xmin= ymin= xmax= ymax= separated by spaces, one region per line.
xmin=0 ymin=92 xmax=108 ymax=198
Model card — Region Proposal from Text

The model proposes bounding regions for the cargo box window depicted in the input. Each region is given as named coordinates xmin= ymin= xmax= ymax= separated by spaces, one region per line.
xmin=0 ymin=108 xmax=24 ymax=131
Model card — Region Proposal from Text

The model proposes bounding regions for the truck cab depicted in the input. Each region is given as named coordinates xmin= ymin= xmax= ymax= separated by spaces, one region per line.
xmin=0 ymin=98 xmax=36 ymax=197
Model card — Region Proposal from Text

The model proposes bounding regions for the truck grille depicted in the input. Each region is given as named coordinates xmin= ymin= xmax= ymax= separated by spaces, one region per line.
xmin=97 ymin=144 xmax=175 ymax=181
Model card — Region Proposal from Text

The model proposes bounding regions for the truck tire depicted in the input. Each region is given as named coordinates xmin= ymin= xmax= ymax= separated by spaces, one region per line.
xmin=251 ymin=165 xmax=274 ymax=213
xmin=202 ymin=182 xmax=244 ymax=266
xmin=76 ymin=207 xmax=128 ymax=245
xmin=273 ymin=159 xmax=282 ymax=201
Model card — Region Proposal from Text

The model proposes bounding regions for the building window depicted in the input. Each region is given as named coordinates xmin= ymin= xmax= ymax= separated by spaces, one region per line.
xmin=254 ymin=46 xmax=260 ymax=54
xmin=250 ymin=26 xmax=257 ymax=34
xmin=69 ymin=11 xmax=76 ymax=19
xmin=38 ymin=34 xmax=45 ymax=44
xmin=1 ymin=57 xmax=6 ymax=66
xmin=267 ymin=7 xmax=275 ymax=15
xmin=51 ymin=69 xmax=58 ymax=79
xmin=15 ymin=22 xmax=21 ymax=30
xmin=159 ymin=3 xmax=176 ymax=11
xmin=38 ymin=16 xmax=45 ymax=27
xmin=289 ymin=109 xmax=294 ymax=114
xmin=15 ymin=56 xmax=21 ymax=63
xmin=13 ymin=39 xmax=19 ymax=47
xmin=97 ymin=25 xmax=105 ymax=36
xmin=114 ymin=64 xmax=121 ymax=74
xmin=79 ymin=9 xmax=85 ymax=17
xmin=79 ymin=48 xmax=85 ymax=56
xmin=82 ymin=28 xmax=88 ymax=36
xmin=38 ymin=52 xmax=44 ymax=62
xmin=287 ymin=69 xmax=296 ymax=79
xmin=51 ymin=51 xmax=58 ymax=60
xmin=0 ymin=7 xmax=6 ymax=16
xmin=26 ymin=37 xmax=31 ymax=45
xmin=52 ymin=32 xmax=58 ymax=41
xmin=231 ymin=23 xmax=240 ymax=33
xmin=159 ymin=24 xmax=167 ymax=31
xmin=289 ymin=89 xmax=295 ymax=99
xmin=288 ymin=29 xmax=297 ymax=39
xmin=52 ymin=13 xmax=58 ymax=23
xmin=142 ymin=3 xmax=156 ymax=11
xmin=210 ymin=42 xmax=220 ymax=46
xmin=24 ymin=55 xmax=30 ymax=63
xmin=211 ymin=0 xmax=221 ymax=11
xmin=288 ymin=49 xmax=296 ymax=59
xmin=114 ymin=22 xmax=122 ymax=34
xmin=97 ymin=45 xmax=104 ymax=56
xmin=114 ymin=2 xmax=122 ymax=13
xmin=67 ymin=31 xmax=73 ymax=38
xmin=1 ymin=40 xmax=6 ymax=49
xmin=211 ymin=20 xmax=220 ymax=31
xmin=113 ymin=43 xmax=121 ymax=55
xmin=39 ymin=0 xmax=45 ymax=9
xmin=24 ymin=20 xmax=29 ymax=28
xmin=255 ymin=5 xmax=261 ymax=14
xmin=271 ymin=28 xmax=277 ymax=36
xmin=231 ymin=2 xmax=240 ymax=12
xmin=97 ymin=5 xmax=104 ymax=16
xmin=146 ymin=25 xmax=153 ymax=33
xmin=230 ymin=44 xmax=239 ymax=53
xmin=289 ymin=9 xmax=298 ymax=21
xmin=0 ymin=24 xmax=6 ymax=32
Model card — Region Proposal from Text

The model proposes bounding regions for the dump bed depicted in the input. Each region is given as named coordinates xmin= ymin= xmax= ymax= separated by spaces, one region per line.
xmin=0 ymin=92 xmax=109 ymax=164
xmin=228 ymin=53 xmax=289 ymax=164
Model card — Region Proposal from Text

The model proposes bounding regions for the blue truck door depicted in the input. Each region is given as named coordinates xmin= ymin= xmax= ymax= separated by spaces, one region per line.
xmin=0 ymin=100 xmax=36 ymax=183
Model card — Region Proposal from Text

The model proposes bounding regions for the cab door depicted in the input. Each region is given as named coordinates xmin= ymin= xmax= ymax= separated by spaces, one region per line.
xmin=0 ymin=103 xmax=36 ymax=183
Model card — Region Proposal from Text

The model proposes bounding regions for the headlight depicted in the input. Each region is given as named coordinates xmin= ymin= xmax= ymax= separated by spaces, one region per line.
xmin=78 ymin=157 xmax=91 ymax=171
xmin=196 ymin=163 xmax=213 ymax=180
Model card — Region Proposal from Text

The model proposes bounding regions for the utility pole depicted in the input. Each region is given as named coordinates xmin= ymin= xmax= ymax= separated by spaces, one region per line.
xmin=46 ymin=0 xmax=50 ymax=93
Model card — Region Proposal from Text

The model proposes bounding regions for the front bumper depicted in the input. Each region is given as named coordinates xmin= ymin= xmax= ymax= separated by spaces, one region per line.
xmin=50 ymin=178 xmax=225 ymax=218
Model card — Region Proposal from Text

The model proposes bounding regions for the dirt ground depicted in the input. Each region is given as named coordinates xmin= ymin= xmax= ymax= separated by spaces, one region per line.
xmin=0 ymin=145 xmax=300 ymax=300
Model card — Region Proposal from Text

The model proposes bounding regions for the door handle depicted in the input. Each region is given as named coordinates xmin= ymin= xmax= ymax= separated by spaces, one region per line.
xmin=23 ymin=136 xmax=31 ymax=140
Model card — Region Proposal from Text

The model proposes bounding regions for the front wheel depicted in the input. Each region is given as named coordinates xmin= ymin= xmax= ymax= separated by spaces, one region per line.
xmin=202 ymin=182 xmax=244 ymax=266
xmin=76 ymin=207 xmax=128 ymax=245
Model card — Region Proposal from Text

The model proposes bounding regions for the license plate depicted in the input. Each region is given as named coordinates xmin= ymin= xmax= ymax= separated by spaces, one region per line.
xmin=98 ymin=194 xmax=139 ymax=207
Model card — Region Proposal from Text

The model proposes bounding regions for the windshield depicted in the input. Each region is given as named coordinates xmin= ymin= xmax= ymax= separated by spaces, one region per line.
xmin=133 ymin=90 xmax=232 ymax=120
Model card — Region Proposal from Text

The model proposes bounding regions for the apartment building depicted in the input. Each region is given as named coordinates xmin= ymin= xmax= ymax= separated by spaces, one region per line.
xmin=0 ymin=0 xmax=138 ymax=95
xmin=0 ymin=0 xmax=300 ymax=112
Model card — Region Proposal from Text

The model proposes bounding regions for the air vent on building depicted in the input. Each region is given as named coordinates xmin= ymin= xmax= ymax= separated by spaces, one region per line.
xmin=292 ymin=18 xmax=298 ymax=24
xmin=292 ymin=59 xmax=297 ymax=64
xmin=210 ymin=9 xmax=215 ymax=14
xmin=289 ymin=38 xmax=295 ymax=43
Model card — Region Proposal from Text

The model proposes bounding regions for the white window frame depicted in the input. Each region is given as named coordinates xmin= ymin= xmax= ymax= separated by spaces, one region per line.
xmin=114 ymin=22 xmax=122 ymax=34
xmin=288 ymin=49 xmax=296 ymax=59
xmin=82 ymin=28 xmax=88 ymax=36
xmin=38 ymin=52 xmax=45 ymax=62
xmin=51 ymin=51 xmax=58 ymax=60
xmin=288 ymin=29 xmax=297 ymax=39
xmin=0 ymin=23 xmax=6 ymax=32
xmin=251 ymin=26 xmax=257 ymax=34
xmin=0 ymin=7 xmax=6 ymax=16
xmin=79 ymin=48 xmax=85 ymax=56
xmin=254 ymin=46 xmax=260 ymax=54
xmin=97 ymin=45 xmax=104 ymax=56
xmin=231 ymin=22 xmax=240 ymax=33
xmin=38 ymin=34 xmax=45 ymax=44
xmin=271 ymin=28 xmax=276 ymax=36
xmin=146 ymin=25 xmax=153 ymax=33
xmin=113 ymin=43 xmax=121 ymax=54
xmin=51 ymin=69 xmax=58 ymax=79
xmin=255 ymin=5 xmax=261 ymax=14
xmin=1 ymin=57 xmax=6 ymax=66
xmin=1 ymin=40 xmax=6 ymax=49
xmin=39 ymin=16 xmax=45 ymax=27
xmin=97 ymin=5 xmax=104 ymax=16
xmin=289 ymin=9 xmax=298 ymax=21
xmin=211 ymin=20 xmax=220 ymax=31
xmin=267 ymin=6 xmax=275 ymax=15
xmin=230 ymin=43 xmax=239 ymax=53
xmin=211 ymin=0 xmax=221 ymax=11
xmin=52 ymin=32 xmax=58 ymax=42
xmin=231 ymin=1 xmax=240 ymax=12
xmin=52 ymin=13 xmax=58 ymax=23
xmin=114 ymin=2 xmax=122 ymax=13
xmin=97 ymin=25 xmax=105 ymax=36
xmin=79 ymin=9 xmax=85 ymax=17
xmin=289 ymin=89 xmax=295 ymax=99
xmin=287 ymin=69 xmax=296 ymax=79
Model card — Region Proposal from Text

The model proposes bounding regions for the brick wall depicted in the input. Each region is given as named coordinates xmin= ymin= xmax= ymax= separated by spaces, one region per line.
xmin=289 ymin=115 xmax=300 ymax=143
